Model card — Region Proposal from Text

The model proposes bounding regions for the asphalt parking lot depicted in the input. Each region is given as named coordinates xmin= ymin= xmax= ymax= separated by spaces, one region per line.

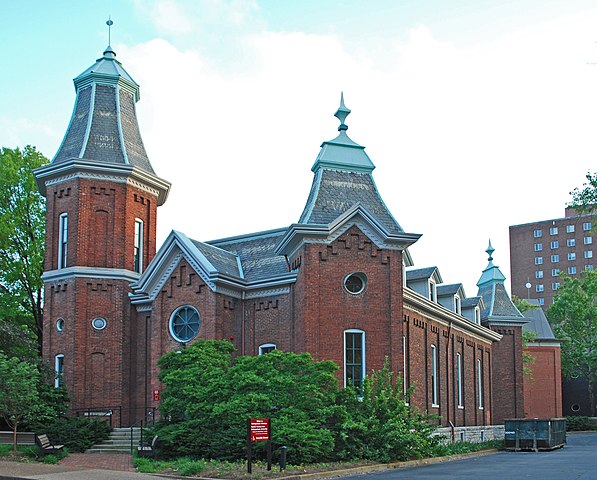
xmin=336 ymin=432 xmax=597 ymax=480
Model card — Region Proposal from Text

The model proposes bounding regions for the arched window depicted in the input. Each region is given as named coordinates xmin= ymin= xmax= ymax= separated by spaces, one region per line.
xmin=456 ymin=353 xmax=463 ymax=408
xmin=477 ymin=358 xmax=484 ymax=409
xmin=169 ymin=306 xmax=200 ymax=343
xmin=259 ymin=343 xmax=277 ymax=355
xmin=431 ymin=344 xmax=438 ymax=406
xmin=55 ymin=354 xmax=64 ymax=388
xmin=344 ymin=329 xmax=365 ymax=389
xmin=133 ymin=219 xmax=144 ymax=273
xmin=58 ymin=213 xmax=68 ymax=269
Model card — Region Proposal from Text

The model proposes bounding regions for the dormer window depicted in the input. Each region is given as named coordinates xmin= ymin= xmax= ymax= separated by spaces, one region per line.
xmin=454 ymin=295 xmax=461 ymax=315
xmin=474 ymin=306 xmax=480 ymax=324
xmin=429 ymin=281 xmax=437 ymax=302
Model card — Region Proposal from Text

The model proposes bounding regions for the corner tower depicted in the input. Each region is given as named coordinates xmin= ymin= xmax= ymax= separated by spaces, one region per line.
xmin=34 ymin=42 xmax=170 ymax=425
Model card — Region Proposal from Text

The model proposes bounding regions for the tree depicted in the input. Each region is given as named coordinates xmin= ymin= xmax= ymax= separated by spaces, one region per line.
xmin=569 ymin=171 xmax=597 ymax=213
xmin=548 ymin=270 xmax=597 ymax=415
xmin=0 ymin=353 xmax=45 ymax=452
xmin=0 ymin=146 xmax=48 ymax=355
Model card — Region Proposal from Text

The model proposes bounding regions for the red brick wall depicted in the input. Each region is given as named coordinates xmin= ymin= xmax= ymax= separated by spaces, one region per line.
xmin=523 ymin=344 xmax=562 ymax=418
xmin=289 ymin=226 xmax=404 ymax=386
xmin=488 ymin=325 xmax=525 ymax=423
xmin=403 ymin=308 xmax=493 ymax=427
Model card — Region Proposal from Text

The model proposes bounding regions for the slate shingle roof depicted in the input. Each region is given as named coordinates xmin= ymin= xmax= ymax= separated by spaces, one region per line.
xmin=406 ymin=267 xmax=438 ymax=281
xmin=207 ymin=229 xmax=289 ymax=282
xmin=523 ymin=299 xmax=556 ymax=339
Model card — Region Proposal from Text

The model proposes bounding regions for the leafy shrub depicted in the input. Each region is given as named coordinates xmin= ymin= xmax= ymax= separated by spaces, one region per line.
xmin=30 ymin=417 xmax=110 ymax=452
xmin=155 ymin=341 xmax=441 ymax=465
xmin=566 ymin=416 xmax=597 ymax=431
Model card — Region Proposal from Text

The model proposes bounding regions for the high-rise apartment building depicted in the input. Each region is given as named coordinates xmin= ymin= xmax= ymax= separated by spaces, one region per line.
xmin=509 ymin=207 xmax=594 ymax=308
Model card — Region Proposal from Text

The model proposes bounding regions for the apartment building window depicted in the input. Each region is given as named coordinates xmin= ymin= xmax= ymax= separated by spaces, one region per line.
xmin=550 ymin=226 xmax=558 ymax=235
xmin=586 ymin=265 xmax=594 ymax=271
xmin=536 ymin=284 xmax=544 ymax=292
xmin=538 ymin=298 xmax=545 ymax=305
xmin=534 ymin=243 xmax=543 ymax=252
xmin=456 ymin=353 xmax=463 ymax=408
xmin=583 ymin=222 xmax=592 ymax=231
xmin=585 ymin=250 xmax=593 ymax=259
xmin=568 ymin=266 xmax=577 ymax=275
xmin=552 ymin=268 xmax=560 ymax=276
xmin=567 ymin=225 xmax=575 ymax=233
xmin=584 ymin=236 xmax=593 ymax=245
xmin=133 ymin=219 xmax=144 ymax=273
xmin=568 ymin=239 xmax=576 ymax=247
xmin=345 ymin=330 xmax=365 ymax=389
xmin=550 ymin=241 xmax=559 ymax=249
xmin=534 ymin=229 xmax=542 ymax=238
xmin=259 ymin=343 xmax=277 ymax=355
xmin=552 ymin=282 xmax=560 ymax=291
xmin=58 ymin=213 xmax=68 ymax=269
xmin=535 ymin=270 xmax=543 ymax=279
xmin=551 ymin=255 xmax=559 ymax=263
xmin=431 ymin=345 xmax=439 ymax=406
xmin=535 ymin=257 xmax=543 ymax=265
xmin=568 ymin=252 xmax=576 ymax=261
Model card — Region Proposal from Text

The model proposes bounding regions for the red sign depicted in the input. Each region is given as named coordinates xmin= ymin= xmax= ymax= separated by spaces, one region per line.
xmin=250 ymin=418 xmax=270 ymax=442
xmin=153 ymin=389 xmax=160 ymax=401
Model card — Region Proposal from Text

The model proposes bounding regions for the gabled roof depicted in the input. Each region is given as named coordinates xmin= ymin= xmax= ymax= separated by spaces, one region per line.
xmin=130 ymin=229 xmax=296 ymax=303
xmin=437 ymin=283 xmax=465 ymax=297
xmin=462 ymin=296 xmax=483 ymax=308
xmin=406 ymin=266 xmax=442 ymax=282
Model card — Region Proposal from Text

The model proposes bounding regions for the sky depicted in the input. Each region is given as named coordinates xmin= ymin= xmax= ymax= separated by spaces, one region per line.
xmin=3 ymin=0 xmax=597 ymax=295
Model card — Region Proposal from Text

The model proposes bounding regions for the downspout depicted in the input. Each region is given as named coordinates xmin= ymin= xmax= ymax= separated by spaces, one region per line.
xmin=241 ymin=291 xmax=246 ymax=356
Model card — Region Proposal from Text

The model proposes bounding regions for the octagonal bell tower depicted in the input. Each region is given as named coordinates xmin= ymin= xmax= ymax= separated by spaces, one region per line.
xmin=34 ymin=41 xmax=170 ymax=425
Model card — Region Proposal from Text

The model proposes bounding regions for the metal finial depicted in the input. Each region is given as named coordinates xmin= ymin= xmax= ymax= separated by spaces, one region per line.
xmin=335 ymin=92 xmax=351 ymax=132
xmin=106 ymin=17 xmax=114 ymax=46
xmin=486 ymin=240 xmax=495 ymax=262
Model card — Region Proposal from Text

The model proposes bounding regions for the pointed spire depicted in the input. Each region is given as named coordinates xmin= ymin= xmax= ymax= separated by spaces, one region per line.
xmin=486 ymin=239 xmax=495 ymax=263
xmin=335 ymin=92 xmax=351 ymax=131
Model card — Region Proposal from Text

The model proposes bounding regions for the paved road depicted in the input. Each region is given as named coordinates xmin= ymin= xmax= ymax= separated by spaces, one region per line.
xmin=336 ymin=432 xmax=597 ymax=480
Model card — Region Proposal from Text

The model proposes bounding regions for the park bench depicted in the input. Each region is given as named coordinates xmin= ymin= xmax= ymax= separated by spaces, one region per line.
xmin=137 ymin=435 xmax=159 ymax=458
xmin=35 ymin=434 xmax=64 ymax=454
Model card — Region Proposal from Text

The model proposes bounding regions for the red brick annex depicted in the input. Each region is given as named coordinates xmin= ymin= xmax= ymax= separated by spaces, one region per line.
xmin=33 ymin=42 xmax=562 ymax=429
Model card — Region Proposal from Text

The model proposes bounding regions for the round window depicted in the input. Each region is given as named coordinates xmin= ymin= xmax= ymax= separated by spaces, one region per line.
xmin=91 ymin=317 xmax=107 ymax=331
xmin=169 ymin=306 xmax=200 ymax=343
xmin=56 ymin=318 xmax=64 ymax=332
xmin=344 ymin=272 xmax=367 ymax=295
xmin=571 ymin=404 xmax=581 ymax=413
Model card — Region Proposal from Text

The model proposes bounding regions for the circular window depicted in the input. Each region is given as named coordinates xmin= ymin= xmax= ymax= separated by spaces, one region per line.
xmin=571 ymin=404 xmax=581 ymax=413
xmin=91 ymin=317 xmax=107 ymax=331
xmin=56 ymin=318 xmax=64 ymax=332
xmin=169 ymin=306 xmax=200 ymax=343
xmin=344 ymin=273 xmax=367 ymax=295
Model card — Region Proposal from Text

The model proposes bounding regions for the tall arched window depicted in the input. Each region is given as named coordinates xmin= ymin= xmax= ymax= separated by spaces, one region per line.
xmin=58 ymin=213 xmax=68 ymax=269
xmin=55 ymin=354 xmax=64 ymax=388
xmin=456 ymin=353 xmax=463 ymax=408
xmin=431 ymin=344 xmax=438 ymax=406
xmin=477 ymin=358 xmax=484 ymax=409
xmin=133 ymin=218 xmax=144 ymax=273
xmin=344 ymin=329 xmax=365 ymax=389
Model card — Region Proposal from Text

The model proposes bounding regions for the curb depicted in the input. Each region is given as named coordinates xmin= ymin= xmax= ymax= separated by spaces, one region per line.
xmin=152 ymin=449 xmax=499 ymax=480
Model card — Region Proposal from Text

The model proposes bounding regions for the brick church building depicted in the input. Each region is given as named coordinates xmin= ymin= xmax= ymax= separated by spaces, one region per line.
xmin=34 ymin=43 xmax=557 ymax=428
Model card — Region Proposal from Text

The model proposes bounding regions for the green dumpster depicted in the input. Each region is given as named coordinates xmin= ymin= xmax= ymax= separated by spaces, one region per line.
xmin=504 ymin=418 xmax=566 ymax=451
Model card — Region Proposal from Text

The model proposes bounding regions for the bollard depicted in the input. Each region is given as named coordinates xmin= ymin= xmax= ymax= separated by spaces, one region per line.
xmin=279 ymin=445 xmax=287 ymax=472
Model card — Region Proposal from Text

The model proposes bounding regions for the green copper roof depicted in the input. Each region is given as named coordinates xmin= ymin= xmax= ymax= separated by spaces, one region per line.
xmin=74 ymin=46 xmax=141 ymax=102
xmin=311 ymin=94 xmax=375 ymax=173
xmin=476 ymin=240 xmax=506 ymax=287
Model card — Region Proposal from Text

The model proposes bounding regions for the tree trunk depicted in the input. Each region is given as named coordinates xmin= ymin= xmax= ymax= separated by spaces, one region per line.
xmin=11 ymin=421 xmax=18 ymax=454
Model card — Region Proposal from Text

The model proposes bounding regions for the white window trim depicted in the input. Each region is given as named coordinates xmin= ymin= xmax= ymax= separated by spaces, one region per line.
xmin=429 ymin=280 xmax=437 ymax=302
xmin=134 ymin=218 xmax=144 ymax=274
xmin=454 ymin=295 xmax=461 ymax=315
xmin=58 ymin=212 xmax=68 ymax=269
xmin=431 ymin=344 xmax=439 ymax=407
xmin=55 ymin=354 xmax=64 ymax=388
xmin=474 ymin=306 xmax=480 ymax=324
xmin=344 ymin=329 xmax=365 ymax=389
xmin=258 ymin=343 xmax=277 ymax=355
xmin=477 ymin=358 xmax=484 ymax=409
xmin=456 ymin=353 xmax=463 ymax=408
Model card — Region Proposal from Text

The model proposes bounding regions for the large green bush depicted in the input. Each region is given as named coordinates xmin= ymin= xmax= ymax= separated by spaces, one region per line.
xmin=155 ymin=341 xmax=440 ymax=464
xmin=566 ymin=416 xmax=597 ymax=431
